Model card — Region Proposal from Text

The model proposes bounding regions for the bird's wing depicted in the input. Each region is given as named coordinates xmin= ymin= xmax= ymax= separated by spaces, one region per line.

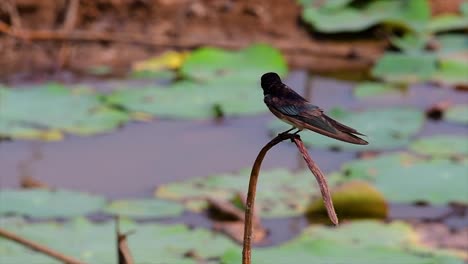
xmin=270 ymin=99 xmax=368 ymax=145
xmin=276 ymin=103 xmax=339 ymax=135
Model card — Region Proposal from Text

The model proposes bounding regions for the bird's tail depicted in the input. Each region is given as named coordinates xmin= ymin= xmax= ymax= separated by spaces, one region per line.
xmin=322 ymin=114 xmax=368 ymax=145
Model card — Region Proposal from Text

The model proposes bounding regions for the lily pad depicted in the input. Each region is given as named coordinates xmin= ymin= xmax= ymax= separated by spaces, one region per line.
xmin=0 ymin=189 xmax=106 ymax=219
xmin=106 ymin=44 xmax=287 ymax=119
xmin=354 ymin=82 xmax=404 ymax=98
xmin=269 ymin=107 xmax=425 ymax=151
xmin=390 ymin=33 xmax=428 ymax=54
xmin=301 ymin=0 xmax=431 ymax=33
xmin=128 ymin=222 xmax=238 ymax=263
xmin=428 ymin=14 xmax=468 ymax=33
xmin=222 ymin=220 xmax=464 ymax=264
xmin=436 ymin=34 xmax=468 ymax=55
xmin=410 ymin=135 xmax=468 ymax=158
xmin=340 ymin=153 xmax=468 ymax=205
xmin=433 ymin=59 xmax=468 ymax=86
xmin=371 ymin=53 xmax=437 ymax=83
xmin=130 ymin=50 xmax=188 ymax=79
xmin=0 ymin=218 xmax=238 ymax=264
xmin=104 ymin=199 xmax=184 ymax=218
xmin=445 ymin=104 xmax=468 ymax=124
xmin=156 ymin=168 xmax=337 ymax=218
xmin=180 ymin=44 xmax=287 ymax=81
xmin=0 ymin=84 xmax=128 ymax=140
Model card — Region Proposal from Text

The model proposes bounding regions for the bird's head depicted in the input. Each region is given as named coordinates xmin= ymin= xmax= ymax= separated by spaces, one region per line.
xmin=261 ymin=72 xmax=282 ymax=95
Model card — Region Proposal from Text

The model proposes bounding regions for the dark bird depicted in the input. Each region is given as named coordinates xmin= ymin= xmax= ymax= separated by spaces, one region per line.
xmin=261 ymin=72 xmax=368 ymax=145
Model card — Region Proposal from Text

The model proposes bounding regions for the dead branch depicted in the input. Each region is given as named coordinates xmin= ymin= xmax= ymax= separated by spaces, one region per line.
xmin=1 ymin=0 xmax=22 ymax=29
xmin=292 ymin=137 xmax=338 ymax=225
xmin=0 ymin=228 xmax=86 ymax=264
xmin=242 ymin=133 xmax=338 ymax=264
xmin=0 ymin=21 xmax=385 ymax=62
xmin=62 ymin=0 xmax=79 ymax=32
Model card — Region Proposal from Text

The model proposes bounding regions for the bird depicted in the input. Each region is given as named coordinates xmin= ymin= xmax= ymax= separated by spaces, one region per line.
xmin=261 ymin=72 xmax=368 ymax=145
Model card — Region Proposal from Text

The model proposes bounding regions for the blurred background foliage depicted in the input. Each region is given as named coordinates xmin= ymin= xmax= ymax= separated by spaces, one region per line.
xmin=0 ymin=0 xmax=467 ymax=263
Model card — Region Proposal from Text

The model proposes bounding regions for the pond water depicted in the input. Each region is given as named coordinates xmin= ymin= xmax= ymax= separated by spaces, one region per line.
xmin=1 ymin=70 xmax=467 ymax=246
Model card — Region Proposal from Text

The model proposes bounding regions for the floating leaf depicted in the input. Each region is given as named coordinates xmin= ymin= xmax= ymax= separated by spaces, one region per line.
xmin=133 ymin=51 xmax=189 ymax=72
xmin=0 ymin=84 xmax=128 ymax=140
xmin=301 ymin=0 xmax=430 ymax=33
xmin=433 ymin=59 xmax=468 ymax=86
xmin=156 ymin=168 xmax=337 ymax=218
xmin=180 ymin=44 xmax=287 ymax=81
xmin=307 ymin=180 xmax=388 ymax=220
xmin=0 ymin=189 xmax=106 ymax=219
xmin=104 ymin=199 xmax=184 ymax=218
xmin=340 ymin=153 xmax=468 ymax=205
xmin=0 ymin=218 xmax=115 ymax=264
xmin=372 ymin=53 xmax=437 ymax=83
xmin=130 ymin=50 xmax=188 ymax=79
xmin=269 ymin=107 xmax=425 ymax=151
xmin=354 ymin=82 xmax=403 ymax=98
xmin=410 ymin=135 xmax=468 ymax=158
xmin=445 ymin=104 xmax=468 ymax=124
xmin=341 ymin=152 xmax=422 ymax=181
xmin=436 ymin=34 xmax=468 ymax=55
xmin=129 ymin=222 xmax=238 ymax=263
xmin=222 ymin=220 xmax=464 ymax=264
xmin=0 ymin=218 xmax=238 ymax=264
xmin=390 ymin=33 xmax=428 ymax=54
xmin=428 ymin=14 xmax=468 ymax=33
xmin=107 ymin=44 xmax=287 ymax=119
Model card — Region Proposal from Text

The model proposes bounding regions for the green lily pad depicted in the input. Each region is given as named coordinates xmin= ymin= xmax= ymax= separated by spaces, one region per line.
xmin=0 ymin=84 xmax=128 ymax=140
xmin=341 ymin=152 xmax=422 ymax=181
xmin=436 ymin=34 xmax=468 ymax=55
xmin=0 ymin=218 xmax=238 ymax=264
xmin=222 ymin=220 xmax=464 ymax=264
xmin=390 ymin=33 xmax=428 ymax=54
xmin=354 ymin=82 xmax=404 ymax=98
xmin=445 ymin=104 xmax=468 ymax=124
xmin=106 ymin=44 xmax=287 ymax=119
xmin=104 ymin=199 xmax=184 ymax=218
xmin=0 ymin=189 xmax=106 ymax=219
xmin=156 ymin=168 xmax=337 ymax=218
xmin=128 ymin=222 xmax=238 ymax=263
xmin=301 ymin=0 xmax=430 ymax=33
xmin=433 ymin=59 xmax=468 ymax=86
xmin=372 ymin=53 xmax=437 ymax=83
xmin=428 ymin=14 xmax=468 ymax=33
xmin=180 ymin=44 xmax=287 ymax=81
xmin=410 ymin=135 xmax=468 ymax=158
xmin=269 ymin=107 xmax=425 ymax=151
xmin=340 ymin=153 xmax=468 ymax=205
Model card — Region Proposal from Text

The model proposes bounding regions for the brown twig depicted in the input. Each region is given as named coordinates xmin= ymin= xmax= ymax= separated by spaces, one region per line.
xmin=292 ymin=137 xmax=338 ymax=225
xmin=242 ymin=133 xmax=338 ymax=264
xmin=0 ymin=20 xmax=384 ymax=61
xmin=0 ymin=228 xmax=86 ymax=264
xmin=62 ymin=0 xmax=79 ymax=32
xmin=1 ymin=0 xmax=22 ymax=30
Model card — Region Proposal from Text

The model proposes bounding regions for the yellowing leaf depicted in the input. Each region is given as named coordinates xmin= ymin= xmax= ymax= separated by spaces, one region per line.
xmin=132 ymin=51 xmax=189 ymax=72
xmin=307 ymin=180 xmax=388 ymax=221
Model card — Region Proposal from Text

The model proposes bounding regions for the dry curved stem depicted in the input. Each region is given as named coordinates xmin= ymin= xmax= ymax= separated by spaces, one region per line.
xmin=0 ymin=228 xmax=86 ymax=264
xmin=242 ymin=133 xmax=338 ymax=264
xmin=292 ymin=136 xmax=338 ymax=225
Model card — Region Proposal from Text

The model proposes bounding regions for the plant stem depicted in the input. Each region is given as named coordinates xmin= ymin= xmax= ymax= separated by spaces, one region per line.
xmin=292 ymin=137 xmax=338 ymax=225
xmin=242 ymin=134 xmax=338 ymax=264
xmin=242 ymin=133 xmax=296 ymax=264
xmin=0 ymin=228 xmax=86 ymax=264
